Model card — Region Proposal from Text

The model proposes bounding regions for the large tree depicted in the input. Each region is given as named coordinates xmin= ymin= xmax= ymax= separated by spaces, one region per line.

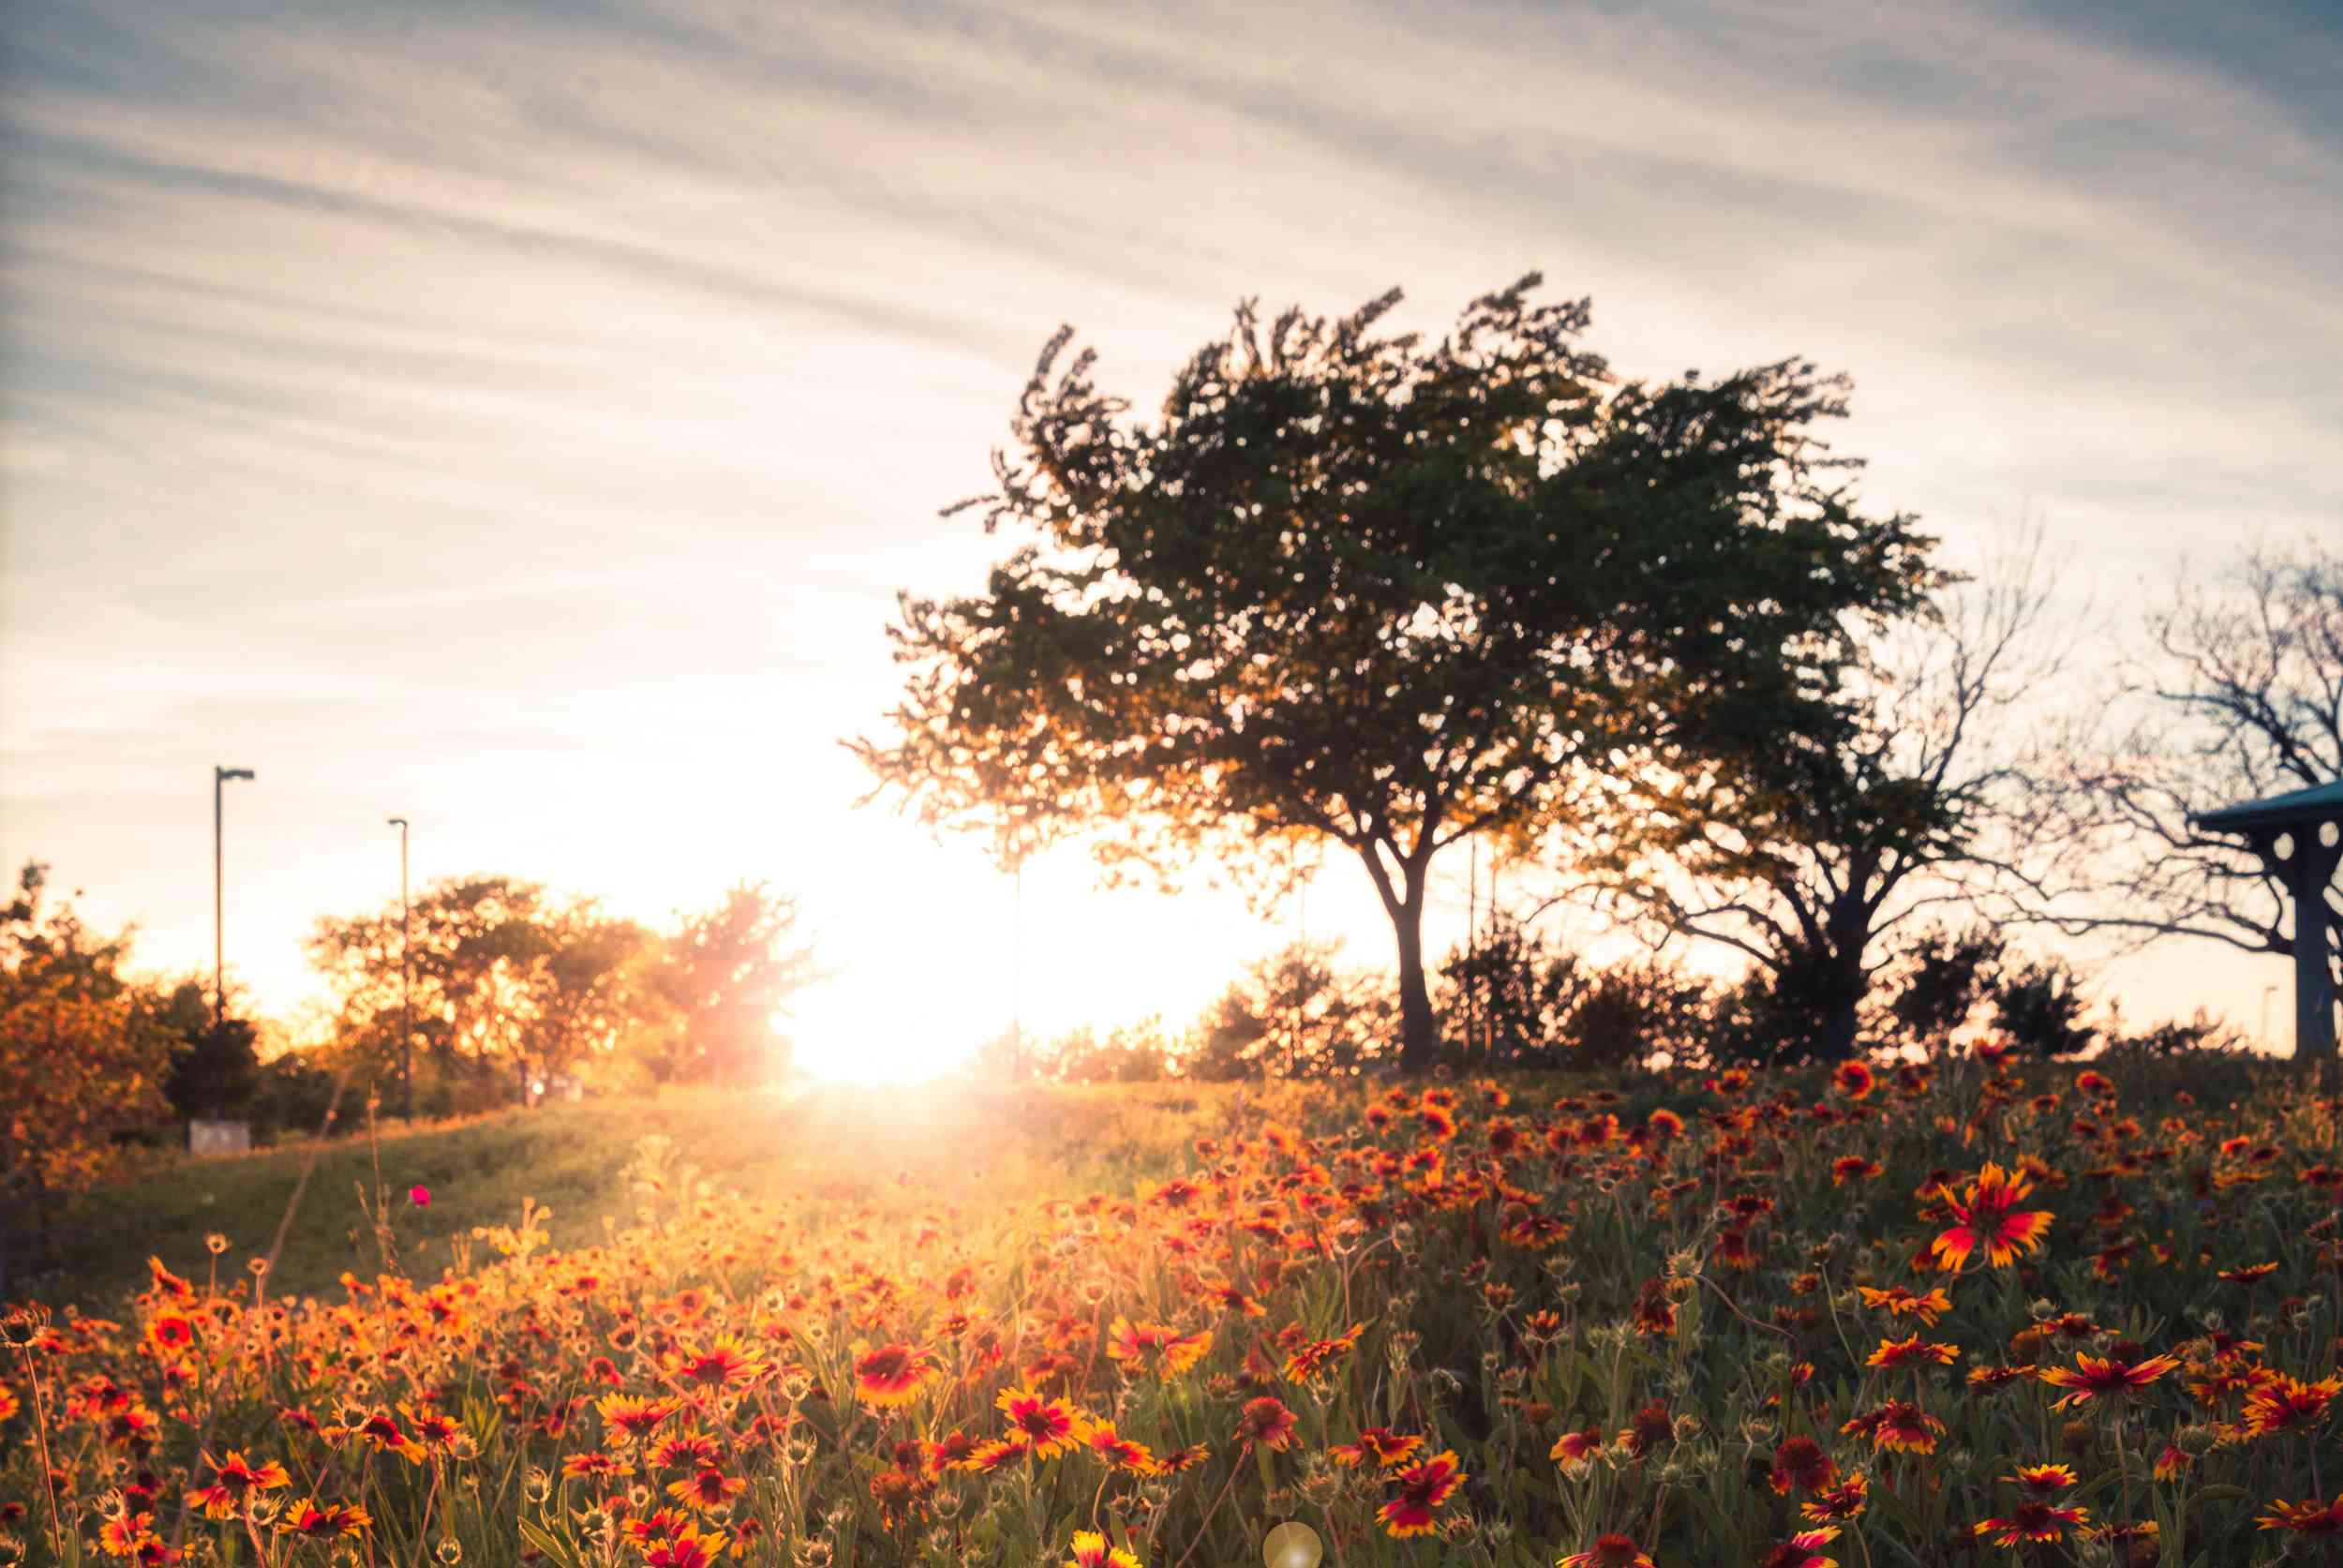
xmin=1557 ymin=533 xmax=2061 ymax=1061
xmin=851 ymin=276 xmax=1934 ymax=1069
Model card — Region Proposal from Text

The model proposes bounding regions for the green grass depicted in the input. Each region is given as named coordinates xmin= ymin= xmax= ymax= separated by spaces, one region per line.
xmin=18 ymin=1078 xmax=1311 ymax=1309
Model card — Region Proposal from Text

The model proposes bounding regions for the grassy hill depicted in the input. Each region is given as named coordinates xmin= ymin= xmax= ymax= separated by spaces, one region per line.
xmin=22 ymin=1077 xmax=1285 ymax=1308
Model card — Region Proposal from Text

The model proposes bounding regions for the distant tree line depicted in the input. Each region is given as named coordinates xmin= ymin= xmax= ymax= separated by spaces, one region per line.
xmin=0 ymin=862 xmax=814 ymax=1293
xmin=989 ymin=915 xmax=2245 ymax=1085
xmin=306 ymin=877 xmax=817 ymax=1115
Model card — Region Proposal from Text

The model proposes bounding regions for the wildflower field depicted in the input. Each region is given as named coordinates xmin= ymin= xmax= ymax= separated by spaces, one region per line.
xmin=4 ymin=1052 xmax=2341 ymax=1568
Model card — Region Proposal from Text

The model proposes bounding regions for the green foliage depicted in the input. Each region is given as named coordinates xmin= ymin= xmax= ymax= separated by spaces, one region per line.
xmin=1436 ymin=915 xmax=1722 ymax=1069
xmin=1993 ymin=952 xmax=2099 ymax=1057
xmin=1183 ymin=940 xmax=1395 ymax=1081
xmin=1882 ymin=920 xmax=2008 ymax=1051
xmin=153 ymin=978 xmax=261 ymax=1122
xmin=0 ymin=861 xmax=178 ymax=1293
xmin=854 ymin=276 xmax=1936 ymax=1071
xmin=306 ymin=877 xmax=817 ymax=1107
xmin=642 ymin=883 xmax=819 ymax=1085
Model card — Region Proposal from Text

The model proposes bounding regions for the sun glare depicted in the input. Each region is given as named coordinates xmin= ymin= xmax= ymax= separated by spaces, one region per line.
xmin=779 ymin=991 xmax=989 ymax=1087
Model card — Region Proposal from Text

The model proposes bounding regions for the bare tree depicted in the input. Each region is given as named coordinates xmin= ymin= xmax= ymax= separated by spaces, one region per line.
xmin=2027 ymin=540 xmax=2341 ymax=1005
xmin=1555 ymin=528 xmax=2070 ymax=1061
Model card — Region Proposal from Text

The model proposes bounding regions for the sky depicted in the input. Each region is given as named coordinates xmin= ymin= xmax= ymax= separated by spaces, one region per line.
xmin=3 ymin=0 xmax=2339 ymax=1079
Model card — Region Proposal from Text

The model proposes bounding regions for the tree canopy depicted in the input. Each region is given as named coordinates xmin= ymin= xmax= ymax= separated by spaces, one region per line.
xmin=852 ymin=275 xmax=1936 ymax=1068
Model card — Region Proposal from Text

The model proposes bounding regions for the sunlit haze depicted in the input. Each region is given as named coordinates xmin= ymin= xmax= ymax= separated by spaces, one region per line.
xmin=5 ymin=1 xmax=2338 ymax=1081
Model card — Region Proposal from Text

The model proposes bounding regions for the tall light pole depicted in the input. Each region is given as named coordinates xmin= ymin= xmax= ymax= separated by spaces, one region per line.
xmin=389 ymin=817 xmax=412 ymax=1117
xmin=1010 ymin=854 xmax=1023 ymax=1071
xmin=213 ymin=766 xmax=255 ymax=1030
xmin=2261 ymin=983 xmax=2279 ymax=1053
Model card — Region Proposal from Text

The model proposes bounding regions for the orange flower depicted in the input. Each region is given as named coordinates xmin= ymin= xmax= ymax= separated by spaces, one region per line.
xmin=1156 ymin=1443 xmax=1211 ymax=1474
xmin=996 ymin=1386 xmax=1088 ymax=1456
xmin=1082 ymin=1421 xmax=1159 ymax=1474
xmin=1375 ymin=1449 xmax=1465 ymax=1538
xmin=1767 ymin=1436 xmax=1836 ymax=1496
xmin=1800 ymin=1471 xmax=1871 ymax=1522
xmin=98 ymin=1509 xmax=159 ymax=1560
xmin=1234 ymin=1396 xmax=1296 ymax=1451
xmin=1857 ymin=1285 xmax=1952 ymax=1325
xmin=1974 ymin=1501 xmax=2089 ymax=1547
xmin=596 ymin=1393 xmax=685 ymax=1442
xmin=2240 ymin=1373 xmax=2339 ymax=1439
xmin=1332 ymin=1426 xmax=1425 ymax=1469
xmin=1551 ymin=1425 xmax=1607 ymax=1473
xmin=1866 ymin=1335 xmax=1960 ymax=1370
xmin=2038 ymin=1350 xmax=2181 ymax=1411
xmin=278 ymin=1500 xmax=371 ymax=1539
xmin=143 ymin=1314 xmax=197 ymax=1355
xmin=2007 ymin=1463 xmax=2077 ymax=1493
xmin=664 ymin=1467 xmax=746 ymax=1512
xmin=1929 ymin=1162 xmax=2054 ymax=1272
xmin=851 ymin=1342 xmax=936 ymax=1408
xmin=1831 ymin=1062 xmax=1874 ymax=1099
xmin=650 ymin=1432 xmax=724 ymax=1471
xmin=188 ymin=1452 xmax=289 ymax=1517
xmin=674 ymin=1337 xmax=767 ymax=1389
xmin=1763 ymin=1528 xmax=1839 ymax=1568
xmin=644 ymin=1528 xmax=728 ymax=1568
xmin=1842 ymin=1400 xmax=1944 ymax=1455
xmin=1104 ymin=1318 xmax=1212 ymax=1376
xmin=1832 ymin=1157 xmax=1884 ymax=1185
xmin=2257 ymin=1493 xmax=2343 ymax=1535
xmin=1280 ymin=1322 xmax=1366 ymax=1381
xmin=350 ymin=1410 xmax=425 ymax=1464
xmin=1559 ymin=1535 xmax=1656 ymax=1567
xmin=1067 ymin=1530 xmax=1142 ymax=1568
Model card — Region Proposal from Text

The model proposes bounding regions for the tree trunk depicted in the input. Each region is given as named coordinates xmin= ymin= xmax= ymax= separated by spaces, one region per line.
xmin=1817 ymin=984 xmax=1860 ymax=1063
xmin=1395 ymin=912 xmax=1440 ymax=1073
xmin=1359 ymin=840 xmax=1443 ymax=1073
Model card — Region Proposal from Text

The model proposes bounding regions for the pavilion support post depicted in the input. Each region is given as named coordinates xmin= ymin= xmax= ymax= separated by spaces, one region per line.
xmin=2291 ymin=836 xmax=2340 ymax=1060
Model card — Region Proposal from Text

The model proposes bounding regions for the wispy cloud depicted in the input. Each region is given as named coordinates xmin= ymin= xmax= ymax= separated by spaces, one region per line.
xmin=3 ymin=0 xmax=2334 ymax=1038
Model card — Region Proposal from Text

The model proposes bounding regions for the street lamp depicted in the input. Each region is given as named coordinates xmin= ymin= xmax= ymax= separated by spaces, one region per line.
xmin=388 ymin=817 xmax=412 ymax=1117
xmin=213 ymin=766 xmax=255 ymax=1030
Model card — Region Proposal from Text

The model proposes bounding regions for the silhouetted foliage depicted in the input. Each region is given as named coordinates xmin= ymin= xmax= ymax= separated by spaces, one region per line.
xmin=156 ymin=977 xmax=261 ymax=1122
xmin=1882 ymin=922 xmax=2009 ymax=1053
xmin=1566 ymin=534 xmax=2059 ymax=1063
xmin=645 ymin=884 xmax=820 ymax=1086
xmin=1032 ymin=1017 xmax=1176 ymax=1083
xmin=1184 ymin=942 xmax=1395 ymax=1082
xmin=0 ymin=862 xmax=177 ymax=1294
xmin=854 ymin=276 xmax=1936 ymax=1072
xmin=308 ymin=877 xmax=817 ymax=1107
xmin=1434 ymin=916 xmax=1718 ymax=1069
xmin=247 ymin=1052 xmax=348 ymax=1142
xmin=2033 ymin=538 xmax=2340 ymax=1056
xmin=1992 ymin=954 xmax=2099 ymax=1058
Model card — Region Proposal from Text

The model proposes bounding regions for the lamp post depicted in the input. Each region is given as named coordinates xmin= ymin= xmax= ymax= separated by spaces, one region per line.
xmin=388 ymin=817 xmax=412 ymax=1117
xmin=213 ymin=766 xmax=255 ymax=1030
xmin=1010 ymin=854 xmax=1023 ymax=1072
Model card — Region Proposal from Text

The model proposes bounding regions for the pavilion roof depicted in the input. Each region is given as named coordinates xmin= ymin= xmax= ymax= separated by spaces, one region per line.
xmin=2193 ymin=778 xmax=2343 ymax=835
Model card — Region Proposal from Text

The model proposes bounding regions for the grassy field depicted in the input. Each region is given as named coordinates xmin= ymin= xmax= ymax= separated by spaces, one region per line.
xmin=23 ymin=1079 xmax=1270 ymax=1307
xmin=6 ymin=1055 xmax=2341 ymax=1566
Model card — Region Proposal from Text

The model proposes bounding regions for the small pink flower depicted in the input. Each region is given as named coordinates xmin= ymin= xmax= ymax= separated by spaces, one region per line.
xmin=409 ymin=1185 xmax=431 ymax=1208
